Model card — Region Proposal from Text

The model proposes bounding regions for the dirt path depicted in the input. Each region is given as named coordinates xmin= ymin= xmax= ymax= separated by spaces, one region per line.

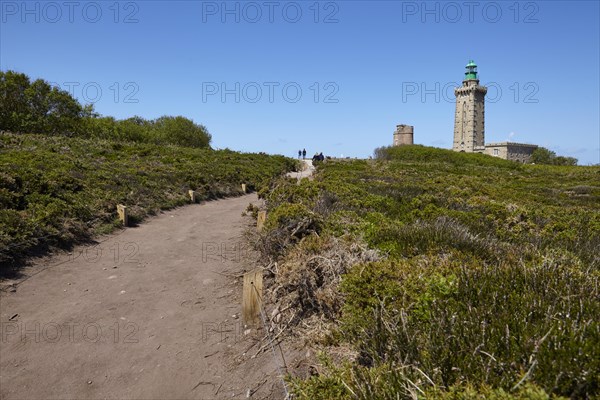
xmin=286 ymin=160 xmax=314 ymax=180
xmin=0 ymin=195 xmax=292 ymax=399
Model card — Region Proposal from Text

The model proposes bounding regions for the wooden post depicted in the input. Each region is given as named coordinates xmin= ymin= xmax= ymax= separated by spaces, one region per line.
xmin=241 ymin=183 xmax=247 ymax=193
xmin=257 ymin=211 xmax=266 ymax=232
xmin=242 ymin=269 xmax=263 ymax=327
xmin=117 ymin=204 xmax=128 ymax=227
xmin=188 ymin=190 xmax=197 ymax=203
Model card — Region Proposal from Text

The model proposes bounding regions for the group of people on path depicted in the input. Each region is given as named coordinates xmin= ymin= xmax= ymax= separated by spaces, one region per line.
xmin=298 ymin=148 xmax=326 ymax=162
xmin=312 ymin=152 xmax=325 ymax=162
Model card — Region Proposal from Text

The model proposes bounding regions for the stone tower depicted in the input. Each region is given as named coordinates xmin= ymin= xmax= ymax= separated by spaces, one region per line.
xmin=393 ymin=124 xmax=414 ymax=146
xmin=453 ymin=61 xmax=487 ymax=152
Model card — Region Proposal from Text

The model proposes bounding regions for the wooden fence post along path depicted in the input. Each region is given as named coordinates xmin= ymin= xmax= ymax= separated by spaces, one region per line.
xmin=117 ymin=204 xmax=128 ymax=226
xmin=257 ymin=211 xmax=266 ymax=232
xmin=242 ymin=269 xmax=263 ymax=327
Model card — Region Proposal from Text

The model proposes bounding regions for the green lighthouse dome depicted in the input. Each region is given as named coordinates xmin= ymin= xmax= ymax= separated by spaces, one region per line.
xmin=464 ymin=60 xmax=478 ymax=81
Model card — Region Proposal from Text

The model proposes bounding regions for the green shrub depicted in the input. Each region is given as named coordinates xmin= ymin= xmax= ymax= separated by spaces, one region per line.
xmin=531 ymin=147 xmax=578 ymax=166
xmin=0 ymin=70 xmax=85 ymax=136
xmin=1 ymin=70 xmax=212 ymax=149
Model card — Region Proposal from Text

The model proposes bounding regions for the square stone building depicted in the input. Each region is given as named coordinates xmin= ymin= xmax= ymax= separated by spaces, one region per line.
xmin=484 ymin=142 xmax=538 ymax=163
xmin=393 ymin=124 xmax=414 ymax=146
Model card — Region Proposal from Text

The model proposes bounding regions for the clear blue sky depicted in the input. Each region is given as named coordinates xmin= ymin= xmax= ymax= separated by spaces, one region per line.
xmin=1 ymin=1 xmax=599 ymax=164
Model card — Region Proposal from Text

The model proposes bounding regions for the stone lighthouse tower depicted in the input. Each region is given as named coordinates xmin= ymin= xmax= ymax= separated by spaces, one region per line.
xmin=453 ymin=61 xmax=487 ymax=152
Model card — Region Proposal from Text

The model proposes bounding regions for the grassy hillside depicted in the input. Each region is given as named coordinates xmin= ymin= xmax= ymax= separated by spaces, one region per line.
xmin=258 ymin=145 xmax=599 ymax=399
xmin=0 ymin=132 xmax=296 ymax=268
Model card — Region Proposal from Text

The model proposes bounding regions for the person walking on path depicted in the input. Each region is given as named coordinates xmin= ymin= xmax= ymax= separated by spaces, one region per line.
xmin=302 ymin=148 xmax=307 ymax=159
xmin=298 ymin=150 xmax=302 ymax=159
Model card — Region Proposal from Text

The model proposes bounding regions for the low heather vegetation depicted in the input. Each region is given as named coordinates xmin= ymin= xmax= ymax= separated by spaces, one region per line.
xmin=0 ymin=132 xmax=295 ymax=268
xmin=257 ymin=145 xmax=599 ymax=398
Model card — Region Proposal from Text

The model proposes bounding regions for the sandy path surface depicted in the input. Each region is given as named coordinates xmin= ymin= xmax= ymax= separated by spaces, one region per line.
xmin=0 ymin=194 xmax=290 ymax=399
xmin=286 ymin=160 xmax=314 ymax=180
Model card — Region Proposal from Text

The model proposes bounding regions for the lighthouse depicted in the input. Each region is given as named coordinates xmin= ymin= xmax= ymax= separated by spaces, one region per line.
xmin=453 ymin=60 xmax=487 ymax=152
